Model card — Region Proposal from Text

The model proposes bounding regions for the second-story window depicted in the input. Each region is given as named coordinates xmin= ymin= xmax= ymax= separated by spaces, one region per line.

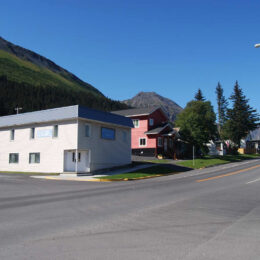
xmin=122 ymin=130 xmax=127 ymax=142
xmin=85 ymin=124 xmax=91 ymax=137
xmin=101 ymin=127 xmax=115 ymax=140
xmin=53 ymin=125 xmax=58 ymax=138
xmin=10 ymin=129 xmax=15 ymax=141
xmin=133 ymin=119 xmax=139 ymax=128
xmin=30 ymin=128 xmax=35 ymax=139
xmin=149 ymin=118 xmax=154 ymax=126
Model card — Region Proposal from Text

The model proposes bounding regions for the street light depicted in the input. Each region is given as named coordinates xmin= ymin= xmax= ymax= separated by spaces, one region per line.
xmin=255 ymin=43 xmax=260 ymax=48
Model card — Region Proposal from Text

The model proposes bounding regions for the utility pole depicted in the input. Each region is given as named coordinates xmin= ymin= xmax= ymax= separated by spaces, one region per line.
xmin=14 ymin=107 xmax=22 ymax=114
xmin=193 ymin=145 xmax=195 ymax=166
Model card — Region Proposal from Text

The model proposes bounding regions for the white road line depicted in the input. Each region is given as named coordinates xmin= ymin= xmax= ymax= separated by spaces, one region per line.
xmin=247 ymin=177 xmax=260 ymax=184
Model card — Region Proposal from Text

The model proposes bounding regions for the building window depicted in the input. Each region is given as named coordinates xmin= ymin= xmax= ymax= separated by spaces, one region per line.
xmin=72 ymin=152 xmax=81 ymax=162
xmin=85 ymin=124 xmax=91 ymax=137
xmin=10 ymin=129 xmax=15 ymax=141
xmin=122 ymin=130 xmax=127 ymax=142
xmin=29 ymin=153 xmax=40 ymax=164
xmin=133 ymin=119 xmax=139 ymax=128
xmin=149 ymin=118 xmax=154 ymax=126
xmin=9 ymin=153 xmax=19 ymax=163
xmin=158 ymin=137 xmax=162 ymax=147
xmin=101 ymin=127 xmax=115 ymax=140
xmin=30 ymin=128 xmax=35 ymax=139
xmin=139 ymin=138 xmax=147 ymax=147
xmin=53 ymin=125 xmax=58 ymax=138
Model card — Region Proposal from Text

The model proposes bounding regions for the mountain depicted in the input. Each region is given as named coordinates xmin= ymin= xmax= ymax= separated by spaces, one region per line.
xmin=122 ymin=92 xmax=183 ymax=121
xmin=0 ymin=36 xmax=102 ymax=95
xmin=0 ymin=37 xmax=128 ymax=115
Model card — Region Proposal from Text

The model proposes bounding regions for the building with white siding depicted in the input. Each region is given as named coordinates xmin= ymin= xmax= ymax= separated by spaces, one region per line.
xmin=0 ymin=105 xmax=133 ymax=174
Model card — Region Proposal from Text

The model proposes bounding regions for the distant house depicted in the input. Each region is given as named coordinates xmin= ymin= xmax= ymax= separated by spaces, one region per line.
xmin=243 ymin=126 xmax=260 ymax=153
xmin=207 ymin=140 xmax=226 ymax=156
xmin=0 ymin=105 xmax=133 ymax=174
xmin=113 ymin=107 xmax=180 ymax=158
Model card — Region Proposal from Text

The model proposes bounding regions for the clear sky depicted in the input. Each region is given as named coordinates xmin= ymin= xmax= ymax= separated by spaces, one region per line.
xmin=1 ymin=0 xmax=260 ymax=112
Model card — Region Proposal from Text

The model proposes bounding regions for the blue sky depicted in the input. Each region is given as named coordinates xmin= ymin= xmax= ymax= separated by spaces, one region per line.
xmin=1 ymin=0 xmax=260 ymax=112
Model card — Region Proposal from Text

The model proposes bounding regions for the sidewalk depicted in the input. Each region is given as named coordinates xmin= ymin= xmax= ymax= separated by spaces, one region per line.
xmin=31 ymin=163 xmax=152 ymax=182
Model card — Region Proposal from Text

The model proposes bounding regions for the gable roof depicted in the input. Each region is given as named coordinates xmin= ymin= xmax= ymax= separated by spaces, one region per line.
xmin=0 ymin=105 xmax=133 ymax=129
xmin=144 ymin=124 xmax=171 ymax=135
xmin=112 ymin=106 xmax=169 ymax=119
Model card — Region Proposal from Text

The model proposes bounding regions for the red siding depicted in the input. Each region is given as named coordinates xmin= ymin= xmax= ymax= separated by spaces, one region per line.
xmin=130 ymin=108 xmax=168 ymax=149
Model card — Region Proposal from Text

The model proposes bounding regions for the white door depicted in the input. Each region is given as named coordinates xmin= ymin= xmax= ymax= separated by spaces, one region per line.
xmin=64 ymin=150 xmax=90 ymax=172
xmin=64 ymin=151 xmax=76 ymax=172
xmin=77 ymin=150 xmax=90 ymax=172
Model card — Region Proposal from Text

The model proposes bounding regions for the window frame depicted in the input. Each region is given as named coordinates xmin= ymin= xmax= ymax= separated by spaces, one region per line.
xmin=9 ymin=153 xmax=19 ymax=164
xmin=101 ymin=127 xmax=116 ymax=140
xmin=72 ymin=152 xmax=81 ymax=162
xmin=29 ymin=153 xmax=40 ymax=164
xmin=53 ymin=125 xmax=58 ymax=138
xmin=133 ymin=119 xmax=139 ymax=128
xmin=122 ymin=130 xmax=127 ymax=142
xmin=10 ymin=129 xmax=15 ymax=141
xmin=85 ymin=124 xmax=91 ymax=137
xmin=30 ymin=127 xmax=35 ymax=139
xmin=139 ymin=137 xmax=147 ymax=147
xmin=149 ymin=118 xmax=154 ymax=126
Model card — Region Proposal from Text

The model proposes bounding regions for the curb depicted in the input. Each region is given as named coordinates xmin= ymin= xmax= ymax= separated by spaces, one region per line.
xmin=95 ymin=172 xmax=181 ymax=182
xmin=42 ymin=172 xmax=180 ymax=182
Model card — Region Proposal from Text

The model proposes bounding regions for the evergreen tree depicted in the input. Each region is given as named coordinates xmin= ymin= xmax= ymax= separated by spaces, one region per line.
xmin=194 ymin=89 xmax=205 ymax=101
xmin=222 ymin=81 xmax=259 ymax=147
xmin=215 ymin=82 xmax=228 ymax=136
xmin=0 ymin=76 xmax=129 ymax=116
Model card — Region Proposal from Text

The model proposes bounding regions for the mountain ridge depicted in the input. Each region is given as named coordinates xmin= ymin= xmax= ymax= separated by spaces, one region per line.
xmin=0 ymin=36 xmax=102 ymax=96
xmin=122 ymin=92 xmax=183 ymax=121
xmin=0 ymin=36 xmax=128 ymax=115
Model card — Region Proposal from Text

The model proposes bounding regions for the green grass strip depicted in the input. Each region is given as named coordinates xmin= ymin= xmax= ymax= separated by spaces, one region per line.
xmin=97 ymin=165 xmax=178 ymax=180
xmin=176 ymin=154 xmax=260 ymax=169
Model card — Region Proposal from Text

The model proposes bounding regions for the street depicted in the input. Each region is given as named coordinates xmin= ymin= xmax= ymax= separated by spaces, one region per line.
xmin=1 ymin=159 xmax=260 ymax=259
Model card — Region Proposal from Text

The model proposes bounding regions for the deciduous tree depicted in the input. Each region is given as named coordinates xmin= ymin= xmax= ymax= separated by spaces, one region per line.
xmin=175 ymin=100 xmax=217 ymax=155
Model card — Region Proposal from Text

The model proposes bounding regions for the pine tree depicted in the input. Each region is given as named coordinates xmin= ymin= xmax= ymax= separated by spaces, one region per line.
xmin=194 ymin=89 xmax=205 ymax=101
xmin=222 ymin=81 xmax=259 ymax=147
xmin=215 ymin=82 xmax=228 ymax=136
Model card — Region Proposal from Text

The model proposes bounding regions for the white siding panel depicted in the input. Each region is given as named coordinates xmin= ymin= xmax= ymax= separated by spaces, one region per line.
xmin=0 ymin=120 xmax=77 ymax=173
xmin=78 ymin=120 xmax=131 ymax=172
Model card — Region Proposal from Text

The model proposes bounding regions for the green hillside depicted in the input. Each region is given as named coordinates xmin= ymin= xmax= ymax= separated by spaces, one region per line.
xmin=0 ymin=50 xmax=100 ymax=95
xmin=0 ymin=37 xmax=128 ymax=115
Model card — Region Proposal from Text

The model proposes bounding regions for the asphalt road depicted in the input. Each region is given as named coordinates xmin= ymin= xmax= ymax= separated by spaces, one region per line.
xmin=1 ymin=159 xmax=260 ymax=260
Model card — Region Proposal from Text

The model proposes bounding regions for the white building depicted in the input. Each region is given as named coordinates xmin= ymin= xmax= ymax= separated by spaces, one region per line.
xmin=0 ymin=105 xmax=133 ymax=174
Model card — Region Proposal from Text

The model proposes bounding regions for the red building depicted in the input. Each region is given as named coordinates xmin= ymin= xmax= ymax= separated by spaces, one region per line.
xmin=113 ymin=107 xmax=179 ymax=157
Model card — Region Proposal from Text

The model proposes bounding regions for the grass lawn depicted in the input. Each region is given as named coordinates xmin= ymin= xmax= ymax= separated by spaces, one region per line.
xmin=0 ymin=171 xmax=59 ymax=176
xmin=176 ymin=154 xmax=260 ymax=169
xmin=147 ymin=159 xmax=171 ymax=164
xmin=96 ymin=165 xmax=178 ymax=181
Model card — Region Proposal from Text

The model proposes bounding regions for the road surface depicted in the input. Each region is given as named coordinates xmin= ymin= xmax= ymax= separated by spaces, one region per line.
xmin=1 ymin=159 xmax=260 ymax=259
